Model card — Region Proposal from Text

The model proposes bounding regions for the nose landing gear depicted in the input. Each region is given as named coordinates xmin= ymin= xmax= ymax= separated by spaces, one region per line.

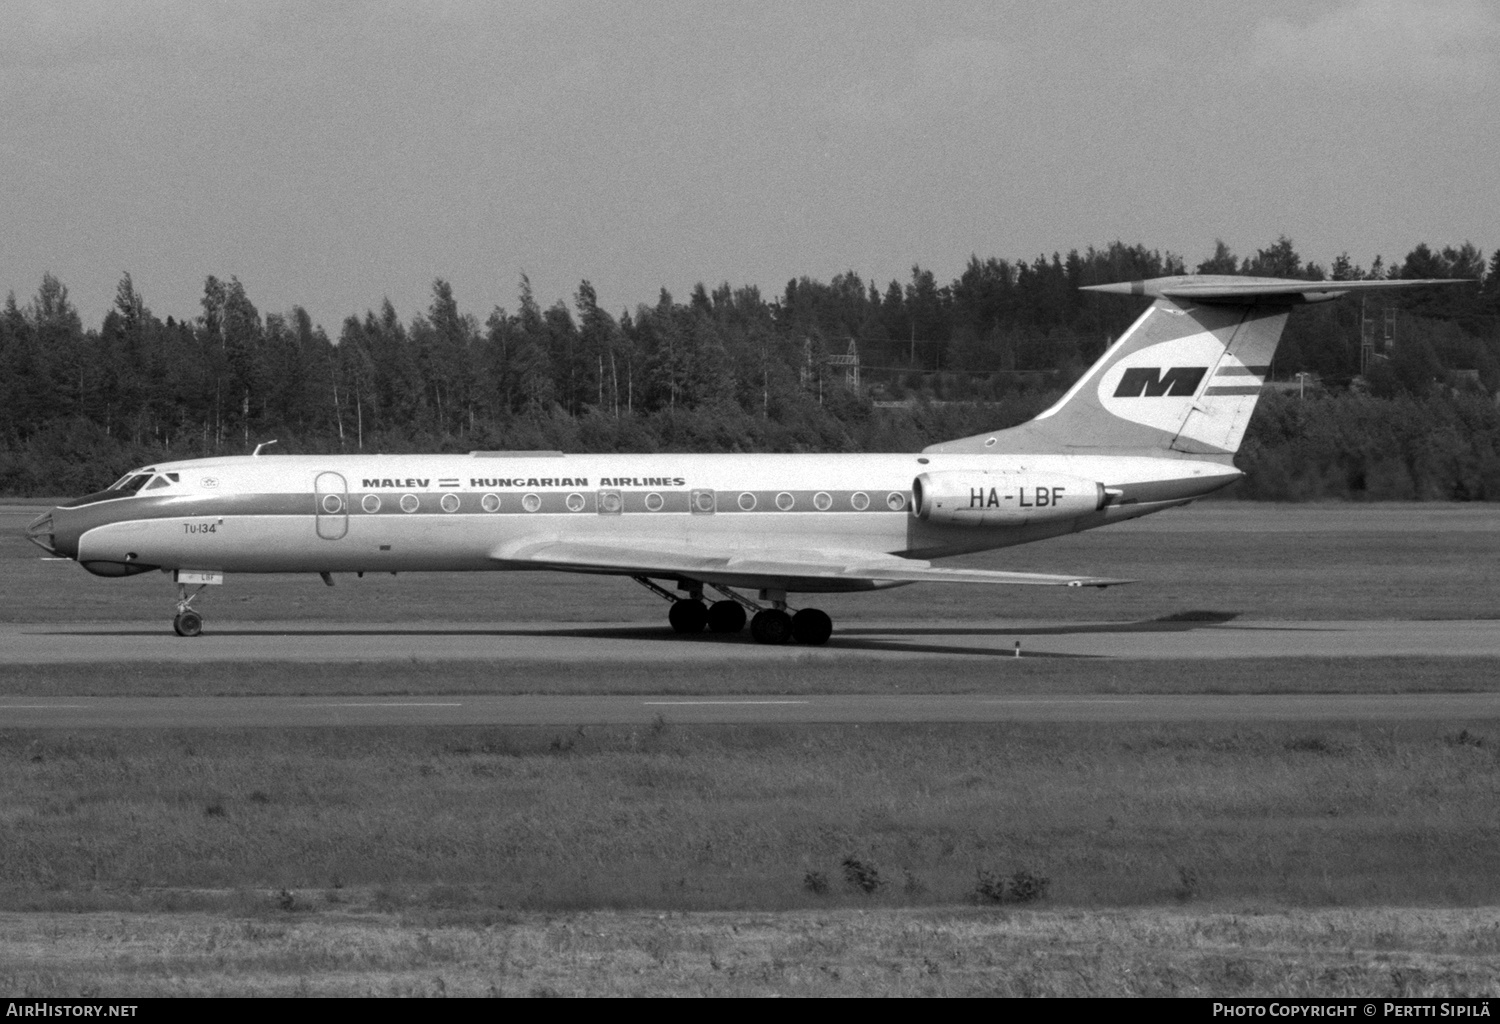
xmin=172 ymin=583 xmax=208 ymax=637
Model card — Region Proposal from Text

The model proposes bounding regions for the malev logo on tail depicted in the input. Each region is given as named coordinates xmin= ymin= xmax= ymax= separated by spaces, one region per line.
xmin=1112 ymin=366 xmax=1207 ymax=397
xmin=1096 ymin=335 xmax=1223 ymax=435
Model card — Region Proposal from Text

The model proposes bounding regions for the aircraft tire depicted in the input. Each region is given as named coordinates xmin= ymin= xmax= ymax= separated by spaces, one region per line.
xmin=173 ymin=610 xmax=203 ymax=638
xmin=749 ymin=608 xmax=793 ymax=645
xmin=668 ymin=599 xmax=709 ymax=634
xmin=791 ymin=608 xmax=833 ymax=646
xmin=707 ymin=600 xmax=747 ymax=633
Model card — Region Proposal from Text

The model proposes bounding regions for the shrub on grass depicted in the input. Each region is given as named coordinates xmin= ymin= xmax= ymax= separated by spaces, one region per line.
xmin=1008 ymin=870 xmax=1050 ymax=903
xmin=842 ymin=856 xmax=883 ymax=894
xmin=1176 ymin=865 xmax=1201 ymax=902
xmin=1284 ymin=734 xmax=1352 ymax=754
xmin=974 ymin=869 xmax=1007 ymax=903
xmin=803 ymin=871 xmax=829 ymax=895
xmin=976 ymin=868 xmax=1051 ymax=904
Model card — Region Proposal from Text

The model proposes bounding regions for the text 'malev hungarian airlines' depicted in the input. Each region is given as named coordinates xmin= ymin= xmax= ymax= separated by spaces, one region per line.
xmin=27 ymin=274 xmax=1468 ymax=644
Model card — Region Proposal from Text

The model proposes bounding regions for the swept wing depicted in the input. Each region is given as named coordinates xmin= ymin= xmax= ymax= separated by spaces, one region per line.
xmin=493 ymin=539 xmax=1130 ymax=592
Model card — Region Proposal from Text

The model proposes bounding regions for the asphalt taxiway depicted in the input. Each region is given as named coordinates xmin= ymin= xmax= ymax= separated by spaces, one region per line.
xmin=3 ymin=692 xmax=1500 ymax=728
xmin=4 ymin=616 xmax=1500 ymax=663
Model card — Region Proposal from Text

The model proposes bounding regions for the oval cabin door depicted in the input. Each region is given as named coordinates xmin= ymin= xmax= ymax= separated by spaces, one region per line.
xmin=314 ymin=471 xmax=349 ymax=540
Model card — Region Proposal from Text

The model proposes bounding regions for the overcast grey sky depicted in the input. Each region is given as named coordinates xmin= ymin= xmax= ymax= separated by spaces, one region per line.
xmin=2 ymin=0 xmax=1495 ymax=332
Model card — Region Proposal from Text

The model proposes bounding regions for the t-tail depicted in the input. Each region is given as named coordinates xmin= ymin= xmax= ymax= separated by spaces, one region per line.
xmin=925 ymin=274 xmax=1470 ymax=459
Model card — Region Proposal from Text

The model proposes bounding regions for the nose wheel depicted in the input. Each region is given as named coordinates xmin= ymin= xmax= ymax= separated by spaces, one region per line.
xmin=172 ymin=583 xmax=208 ymax=637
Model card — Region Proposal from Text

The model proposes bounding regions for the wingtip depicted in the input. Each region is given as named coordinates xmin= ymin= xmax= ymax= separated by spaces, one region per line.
xmin=1080 ymin=281 xmax=1143 ymax=296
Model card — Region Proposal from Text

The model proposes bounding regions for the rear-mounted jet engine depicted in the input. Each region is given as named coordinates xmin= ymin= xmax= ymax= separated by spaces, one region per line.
xmin=912 ymin=471 xmax=1107 ymax=527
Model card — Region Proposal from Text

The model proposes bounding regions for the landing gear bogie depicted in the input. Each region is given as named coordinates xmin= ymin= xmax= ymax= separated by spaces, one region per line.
xmin=631 ymin=576 xmax=833 ymax=645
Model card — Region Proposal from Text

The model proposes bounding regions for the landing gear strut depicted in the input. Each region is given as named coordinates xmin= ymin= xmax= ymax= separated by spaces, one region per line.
xmin=634 ymin=577 xmax=711 ymax=635
xmin=173 ymin=583 xmax=208 ymax=637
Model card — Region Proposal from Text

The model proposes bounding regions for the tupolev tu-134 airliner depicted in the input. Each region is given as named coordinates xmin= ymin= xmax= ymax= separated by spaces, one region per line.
xmin=27 ymin=274 xmax=1467 ymax=643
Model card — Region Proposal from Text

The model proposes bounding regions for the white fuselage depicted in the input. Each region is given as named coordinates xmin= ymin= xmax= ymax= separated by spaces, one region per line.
xmin=58 ymin=450 xmax=1236 ymax=580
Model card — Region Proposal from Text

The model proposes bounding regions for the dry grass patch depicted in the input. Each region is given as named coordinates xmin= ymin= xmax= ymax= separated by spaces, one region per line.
xmin=2 ymin=906 xmax=1499 ymax=996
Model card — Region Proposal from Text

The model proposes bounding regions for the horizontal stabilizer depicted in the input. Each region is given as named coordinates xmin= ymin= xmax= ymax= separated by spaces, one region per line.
xmin=494 ymin=539 xmax=1131 ymax=590
xmin=1083 ymin=275 xmax=1472 ymax=305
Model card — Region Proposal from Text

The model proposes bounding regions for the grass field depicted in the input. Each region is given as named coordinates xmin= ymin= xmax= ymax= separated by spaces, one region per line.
xmin=5 ymin=501 xmax=1500 ymax=995
xmin=3 ymin=719 xmax=1500 ymax=995
xmin=5 ymin=721 xmax=1500 ymax=914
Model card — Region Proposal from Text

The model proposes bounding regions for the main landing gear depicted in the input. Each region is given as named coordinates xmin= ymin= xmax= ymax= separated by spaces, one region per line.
xmin=173 ymin=583 xmax=208 ymax=637
xmin=632 ymin=578 xmax=833 ymax=646
xmin=746 ymin=607 xmax=833 ymax=645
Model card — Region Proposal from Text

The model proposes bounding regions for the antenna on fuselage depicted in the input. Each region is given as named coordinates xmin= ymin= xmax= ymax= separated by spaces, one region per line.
xmin=252 ymin=439 xmax=279 ymax=457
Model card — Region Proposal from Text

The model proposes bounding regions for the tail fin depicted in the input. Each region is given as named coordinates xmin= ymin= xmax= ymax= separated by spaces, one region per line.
xmin=924 ymin=274 xmax=1471 ymax=458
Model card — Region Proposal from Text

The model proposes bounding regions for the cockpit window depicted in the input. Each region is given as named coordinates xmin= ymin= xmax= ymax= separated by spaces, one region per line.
xmin=106 ymin=469 xmax=156 ymax=493
xmin=143 ymin=476 xmax=170 ymax=491
xmin=62 ymin=468 xmax=162 ymax=508
xmin=115 ymin=474 xmax=155 ymax=495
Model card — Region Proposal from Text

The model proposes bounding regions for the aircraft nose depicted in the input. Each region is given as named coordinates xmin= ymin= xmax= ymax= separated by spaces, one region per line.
xmin=27 ymin=507 xmax=76 ymax=559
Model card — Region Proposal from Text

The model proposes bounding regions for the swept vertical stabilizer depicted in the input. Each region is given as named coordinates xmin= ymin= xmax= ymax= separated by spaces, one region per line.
xmin=924 ymin=275 xmax=1470 ymax=458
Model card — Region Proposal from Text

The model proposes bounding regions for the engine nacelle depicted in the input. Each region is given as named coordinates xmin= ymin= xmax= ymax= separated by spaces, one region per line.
xmin=912 ymin=471 xmax=1106 ymax=527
